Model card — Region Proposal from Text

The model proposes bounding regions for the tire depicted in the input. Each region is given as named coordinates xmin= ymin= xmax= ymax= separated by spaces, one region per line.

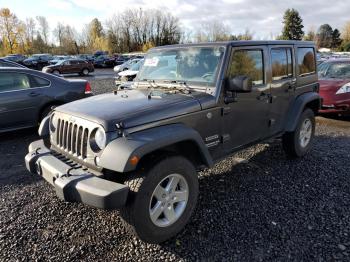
xmin=120 ymin=155 xmax=199 ymax=243
xmin=81 ymin=68 xmax=89 ymax=76
xmin=52 ymin=70 xmax=60 ymax=75
xmin=282 ymin=108 xmax=315 ymax=158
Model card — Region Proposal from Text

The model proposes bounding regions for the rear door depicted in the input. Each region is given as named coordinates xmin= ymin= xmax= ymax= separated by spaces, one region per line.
xmin=70 ymin=60 xmax=81 ymax=73
xmin=268 ymin=45 xmax=296 ymax=134
xmin=0 ymin=72 xmax=51 ymax=130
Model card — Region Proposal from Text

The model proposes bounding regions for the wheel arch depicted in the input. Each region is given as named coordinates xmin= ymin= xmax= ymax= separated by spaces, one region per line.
xmin=284 ymin=92 xmax=321 ymax=132
xmin=99 ymin=124 xmax=214 ymax=173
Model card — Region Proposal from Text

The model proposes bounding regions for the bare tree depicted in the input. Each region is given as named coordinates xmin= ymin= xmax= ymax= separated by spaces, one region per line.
xmin=36 ymin=16 xmax=49 ymax=46
xmin=195 ymin=20 xmax=231 ymax=42
xmin=342 ymin=21 xmax=350 ymax=42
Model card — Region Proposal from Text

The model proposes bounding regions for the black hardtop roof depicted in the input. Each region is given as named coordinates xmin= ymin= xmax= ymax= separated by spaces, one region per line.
xmin=151 ymin=40 xmax=315 ymax=50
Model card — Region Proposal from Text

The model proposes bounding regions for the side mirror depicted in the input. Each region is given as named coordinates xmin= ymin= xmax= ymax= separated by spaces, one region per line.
xmin=226 ymin=75 xmax=252 ymax=93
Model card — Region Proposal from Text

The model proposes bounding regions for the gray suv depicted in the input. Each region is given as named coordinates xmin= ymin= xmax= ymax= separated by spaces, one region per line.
xmin=26 ymin=41 xmax=321 ymax=243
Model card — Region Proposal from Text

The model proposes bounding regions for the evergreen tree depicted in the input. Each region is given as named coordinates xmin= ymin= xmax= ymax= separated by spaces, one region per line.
xmin=281 ymin=9 xmax=304 ymax=40
xmin=331 ymin=28 xmax=342 ymax=49
xmin=316 ymin=24 xmax=333 ymax=48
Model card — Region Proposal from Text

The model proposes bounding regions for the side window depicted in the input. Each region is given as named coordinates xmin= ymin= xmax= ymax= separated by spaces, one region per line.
xmin=271 ymin=48 xmax=293 ymax=81
xmin=0 ymin=72 xmax=31 ymax=92
xmin=297 ymin=47 xmax=316 ymax=76
xmin=31 ymin=76 xmax=50 ymax=87
xmin=227 ymin=49 xmax=264 ymax=86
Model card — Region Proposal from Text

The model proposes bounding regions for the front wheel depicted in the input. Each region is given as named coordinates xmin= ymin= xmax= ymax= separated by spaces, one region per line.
xmin=282 ymin=108 xmax=315 ymax=158
xmin=120 ymin=155 xmax=199 ymax=243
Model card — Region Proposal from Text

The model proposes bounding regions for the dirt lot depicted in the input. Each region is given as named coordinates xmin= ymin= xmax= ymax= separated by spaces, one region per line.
xmin=0 ymin=80 xmax=350 ymax=261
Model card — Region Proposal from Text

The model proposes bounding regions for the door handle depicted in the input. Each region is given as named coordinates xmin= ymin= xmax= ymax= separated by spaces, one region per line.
xmin=29 ymin=92 xmax=40 ymax=97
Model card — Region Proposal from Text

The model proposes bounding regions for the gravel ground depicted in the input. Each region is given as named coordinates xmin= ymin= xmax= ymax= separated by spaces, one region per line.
xmin=1 ymin=79 xmax=350 ymax=261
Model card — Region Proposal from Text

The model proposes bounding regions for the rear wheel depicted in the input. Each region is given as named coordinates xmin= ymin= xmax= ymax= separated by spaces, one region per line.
xmin=120 ymin=155 xmax=198 ymax=243
xmin=282 ymin=108 xmax=315 ymax=157
xmin=81 ymin=68 xmax=89 ymax=76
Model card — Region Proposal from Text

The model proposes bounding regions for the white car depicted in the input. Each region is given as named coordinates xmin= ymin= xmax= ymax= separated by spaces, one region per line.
xmin=115 ymin=59 xmax=144 ymax=85
xmin=113 ymin=58 xmax=142 ymax=73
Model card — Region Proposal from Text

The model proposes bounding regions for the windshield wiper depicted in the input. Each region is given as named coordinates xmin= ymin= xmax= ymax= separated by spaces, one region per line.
xmin=161 ymin=80 xmax=192 ymax=94
xmin=137 ymin=79 xmax=192 ymax=94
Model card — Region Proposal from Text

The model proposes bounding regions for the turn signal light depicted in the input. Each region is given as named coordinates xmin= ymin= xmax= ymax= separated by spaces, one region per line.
xmin=129 ymin=156 xmax=140 ymax=166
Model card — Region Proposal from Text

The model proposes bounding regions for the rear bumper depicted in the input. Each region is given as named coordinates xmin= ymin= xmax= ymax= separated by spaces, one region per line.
xmin=25 ymin=140 xmax=129 ymax=209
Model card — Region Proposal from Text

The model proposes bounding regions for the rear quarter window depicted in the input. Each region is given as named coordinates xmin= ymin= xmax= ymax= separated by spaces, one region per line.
xmin=297 ymin=47 xmax=316 ymax=76
xmin=31 ymin=76 xmax=50 ymax=87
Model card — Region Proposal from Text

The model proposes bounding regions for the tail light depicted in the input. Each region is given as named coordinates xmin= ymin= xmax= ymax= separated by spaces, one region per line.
xmin=85 ymin=82 xmax=92 ymax=94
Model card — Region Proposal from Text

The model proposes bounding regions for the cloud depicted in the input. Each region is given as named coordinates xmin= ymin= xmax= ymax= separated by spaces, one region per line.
xmin=5 ymin=0 xmax=350 ymax=39
xmin=47 ymin=0 xmax=73 ymax=11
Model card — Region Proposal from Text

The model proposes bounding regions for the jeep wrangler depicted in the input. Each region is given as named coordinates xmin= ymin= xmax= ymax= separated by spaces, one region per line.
xmin=25 ymin=41 xmax=321 ymax=243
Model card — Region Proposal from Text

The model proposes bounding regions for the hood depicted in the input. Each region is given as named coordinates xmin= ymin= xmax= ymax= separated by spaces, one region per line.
xmin=118 ymin=70 xmax=138 ymax=76
xmin=23 ymin=58 xmax=37 ymax=63
xmin=319 ymin=78 xmax=350 ymax=91
xmin=55 ymin=89 xmax=209 ymax=131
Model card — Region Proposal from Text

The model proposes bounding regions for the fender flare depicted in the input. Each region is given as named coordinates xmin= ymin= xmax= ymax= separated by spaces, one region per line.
xmin=99 ymin=124 xmax=213 ymax=173
xmin=285 ymin=92 xmax=321 ymax=132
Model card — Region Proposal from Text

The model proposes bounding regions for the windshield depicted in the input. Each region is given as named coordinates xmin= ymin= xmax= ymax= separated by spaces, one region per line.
xmin=55 ymin=60 xmax=65 ymax=65
xmin=318 ymin=62 xmax=350 ymax=79
xmin=137 ymin=46 xmax=225 ymax=86
xmin=130 ymin=60 xmax=144 ymax=71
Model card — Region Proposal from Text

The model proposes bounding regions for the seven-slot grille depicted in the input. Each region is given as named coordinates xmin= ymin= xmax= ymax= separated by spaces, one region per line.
xmin=55 ymin=118 xmax=89 ymax=159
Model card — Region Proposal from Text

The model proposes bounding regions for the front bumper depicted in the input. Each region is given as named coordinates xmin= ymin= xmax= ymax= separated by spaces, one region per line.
xmin=25 ymin=140 xmax=129 ymax=209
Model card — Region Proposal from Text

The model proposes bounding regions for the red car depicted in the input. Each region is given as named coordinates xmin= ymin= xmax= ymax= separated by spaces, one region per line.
xmin=318 ymin=59 xmax=350 ymax=115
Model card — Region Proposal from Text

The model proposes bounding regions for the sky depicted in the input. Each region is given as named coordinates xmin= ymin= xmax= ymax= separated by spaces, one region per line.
xmin=1 ymin=0 xmax=349 ymax=40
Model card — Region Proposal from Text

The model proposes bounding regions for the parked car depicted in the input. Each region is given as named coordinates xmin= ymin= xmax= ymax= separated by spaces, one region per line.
xmin=93 ymin=55 xmax=115 ymax=68
xmin=115 ymin=59 xmax=144 ymax=85
xmin=23 ymin=54 xmax=53 ymax=70
xmin=318 ymin=59 xmax=350 ymax=115
xmin=4 ymin=54 xmax=27 ymax=65
xmin=113 ymin=58 xmax=142 ymax=73
xmin=0 ymin=67 xmax=93 ymax=132
xmin=93 ymin=50 xmax=108 ymax=57
xmin=0 ymin=58 xmax=26 ymax=68
xmin=114 ymin=55 xmax=130 ymax=66
xmin=26 ymin=40 xmax=321 ymax=243
xmin=42 ymin=59 xmax=94 ymax=76
xmin=75 ymin=54 xmax=94 ymax=63
xmin=49 ymin=55 xmax=70 ymax=65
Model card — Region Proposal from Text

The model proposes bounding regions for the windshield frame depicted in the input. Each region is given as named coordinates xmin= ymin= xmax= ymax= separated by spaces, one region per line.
xmin=135 ymin=45 xmax=227 ymax=91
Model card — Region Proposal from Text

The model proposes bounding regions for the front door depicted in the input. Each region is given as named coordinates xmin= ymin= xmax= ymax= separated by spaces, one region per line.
xmin=0 ymin=72 xmax=46 ymax=130
xmin=222 ymin=46 xmax=271 ymax=152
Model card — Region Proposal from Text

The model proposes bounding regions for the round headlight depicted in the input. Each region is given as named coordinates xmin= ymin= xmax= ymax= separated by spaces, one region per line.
xmin=93 ymin=128 xmax=107 ymax=150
